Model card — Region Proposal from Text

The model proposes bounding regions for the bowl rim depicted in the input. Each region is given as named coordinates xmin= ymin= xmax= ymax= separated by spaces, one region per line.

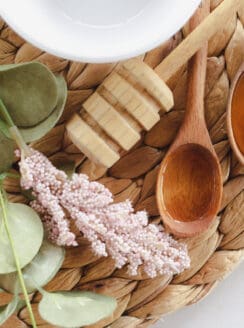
xmin=0 ymin=0 xmax=201 ymax=63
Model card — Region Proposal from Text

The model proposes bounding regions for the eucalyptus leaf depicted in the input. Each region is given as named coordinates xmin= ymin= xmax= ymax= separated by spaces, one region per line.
xmin=0 ymin=294 xmax=20 ymax=325
xmin=54 ymin=160 xmax=76 ymax=178
xmin=0 ymin=172 xmax=20 ymax=182
xmin=20 ymin=75 xmax=67 ymax=142
xmin=0 ymin=203 xmax=44 ymax=274
xmin=38 ymin=291 xmax=117 ymax=328
xmin=0 ymin=130 xmax=14 ymax=174
xmin=0 ymin=63 xmax=67 ymax=173
xmin=0 ymin=62 xmax=58 ymax=127
xmin=0 ymin=119 xmax=11 ymax=138
xmin=20 ymin=188 xmax=36 ymax=201
xmin=0 ymin=240 xmax=65 ymax=293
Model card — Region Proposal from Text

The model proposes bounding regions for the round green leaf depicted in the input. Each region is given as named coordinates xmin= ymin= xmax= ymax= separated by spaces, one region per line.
xmin=0 ymin=130 xmax=14 ymax=173
xmin=51 ymin=156 xmax=76 ymax=178
xmin=39 ymin=291 xmax=117 ymax=328
xmin=0 ymin=203 xmax=44 ymax=274
xmin=0 ymin=62 xmax=58 ymax=127
xmin=20 ymin=75 xmax=67 ymax=142
xmin=0 ymin=240 xmax=65 ymax=293
xmin=0 ymin=119 xmax=11 ymax=139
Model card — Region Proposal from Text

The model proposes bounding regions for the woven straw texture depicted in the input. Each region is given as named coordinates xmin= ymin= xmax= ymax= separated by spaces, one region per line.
xmin=1 ymin=1 xmax=244 ymax=327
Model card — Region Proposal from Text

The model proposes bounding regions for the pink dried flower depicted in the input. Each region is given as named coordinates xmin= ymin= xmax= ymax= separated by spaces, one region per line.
xmin=19 ymin=149 xmax=190 ymax=277
xmin=19 ymin=149 xmax=77 ymax=247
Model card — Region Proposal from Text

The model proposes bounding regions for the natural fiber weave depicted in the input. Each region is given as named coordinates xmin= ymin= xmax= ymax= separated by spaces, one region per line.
xmin=1 ymin=1 xmax=244 ymax=327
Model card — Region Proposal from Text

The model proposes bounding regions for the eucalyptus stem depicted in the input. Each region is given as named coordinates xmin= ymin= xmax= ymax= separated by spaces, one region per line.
xmin=9 ymin=126 xmax=30 ymax=155
xmin=0 ymin=188 xmax=37 ymax=328
xmin=0 ymin=99 xmax=30 ymax=155
xmin=0 ymin=99 xmax=14 ymax=127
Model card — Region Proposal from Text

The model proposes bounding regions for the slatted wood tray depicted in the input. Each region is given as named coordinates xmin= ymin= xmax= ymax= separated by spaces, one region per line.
xmin=0 ymin=1 xmax=244 ymax=327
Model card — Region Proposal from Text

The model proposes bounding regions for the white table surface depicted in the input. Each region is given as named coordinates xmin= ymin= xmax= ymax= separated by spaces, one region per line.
xmin=153 ymin=261 xmax=244 ymax=328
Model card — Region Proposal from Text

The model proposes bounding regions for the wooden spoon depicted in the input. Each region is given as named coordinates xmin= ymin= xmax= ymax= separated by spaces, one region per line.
xmin=227 ymin=63 xmax=244 ymax=165
xmin=156 ymin=0 xmax=223 ymax=237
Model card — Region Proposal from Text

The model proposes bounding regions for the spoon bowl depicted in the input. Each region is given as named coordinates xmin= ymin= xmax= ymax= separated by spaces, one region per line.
xmin=227 ymin=63 xmax=244 ymax=165
xmin=157 ymin=143 xmax=222 ymax=236
xmin=156 ymin=0 xmax=222 ymax=237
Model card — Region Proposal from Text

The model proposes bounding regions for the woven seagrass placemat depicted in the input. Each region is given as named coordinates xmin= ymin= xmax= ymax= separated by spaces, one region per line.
xmin=0 ymin=1 xmax=244 ymax=327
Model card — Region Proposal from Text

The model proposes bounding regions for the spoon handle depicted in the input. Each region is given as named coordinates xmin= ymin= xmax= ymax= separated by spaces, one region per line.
xmin=155 ymin=0 xmax=241 ymax=82
xmin=171 ymin=0 xmax=213 ymax=152
xmin=169 ymin=0 xmax=211 ymax=149
xmin=184 ymin=0 xmax=209 ymax=128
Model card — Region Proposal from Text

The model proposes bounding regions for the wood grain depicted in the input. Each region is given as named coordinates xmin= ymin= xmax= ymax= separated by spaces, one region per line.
xmin=155 ymin=0 xmax=241 ymax=81
xmin=0 ymin=1 xmax=243 ymax=326
xmin=65 ymin=59 xmax=174 ymax=168
xmin=227 ymin=63 xmax=244 ymax=165
xmin=156 ymin=0 xmax=223 ymax=237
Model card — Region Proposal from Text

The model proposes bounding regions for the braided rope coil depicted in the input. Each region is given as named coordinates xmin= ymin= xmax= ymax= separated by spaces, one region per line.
xmin=0 ymin=0 xmax=244 ymax=327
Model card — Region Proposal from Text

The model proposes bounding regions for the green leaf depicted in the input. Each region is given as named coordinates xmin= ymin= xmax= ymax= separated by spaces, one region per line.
xmin=0 ymin=294 xmax=20 ymax=325
xmin=0 ymin=190 xmax=37 ymax=327
xmin=38 ymin=291 xmax=117 ymax=328
xmin=0 ymin=63 xmax=67 ymax=173
xmin=0 ymin=119 xmax=11 ymax=138
xmin=0 ymin=63 xmax=67 ymax=144
xmin=0 ymin=240 xmax=65 ymax=293
xmin=58 ymin=161 xmax=75 ymax=178
xmin=0 ymin=203 xmax=44 ymax=274
xmin=0 ymin=62 xmax=58 ymax=127
xmin=0 ymin=172 xmax=20 ymax=181
xmin=51 ymin=157 xmax=76 ymax=178
xmin=20 ymin=188 xmax=36 ymax=201
xmin=20 ymin=75 xmax=67 ymax=142
xmin=0 ymin=130 xmax=14 ymax=174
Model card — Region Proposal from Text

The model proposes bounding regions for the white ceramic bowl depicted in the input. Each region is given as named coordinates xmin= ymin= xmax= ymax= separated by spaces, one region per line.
xmin=0 ymin=0 xmax=201 ymax=63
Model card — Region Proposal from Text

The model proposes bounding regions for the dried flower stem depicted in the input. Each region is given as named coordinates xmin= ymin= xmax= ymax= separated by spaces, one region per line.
xmin=0 ymin=187 xmax=37 ymax=328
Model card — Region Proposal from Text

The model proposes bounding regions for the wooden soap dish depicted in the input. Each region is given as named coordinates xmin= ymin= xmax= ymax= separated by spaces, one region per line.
xmin=66 ymin=59 xmax=174 ymax=168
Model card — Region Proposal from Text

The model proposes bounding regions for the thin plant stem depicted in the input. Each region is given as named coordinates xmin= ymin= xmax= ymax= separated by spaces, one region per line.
xmin=9 ymin=126 xmax=30 ymax=155
xmin=0 ymin=188 xmax=37 ymax=328
xmin=0 ymin=99 xmax=14 ymax=127
xmin=0 ymin=99 xmax=30 ymax=155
